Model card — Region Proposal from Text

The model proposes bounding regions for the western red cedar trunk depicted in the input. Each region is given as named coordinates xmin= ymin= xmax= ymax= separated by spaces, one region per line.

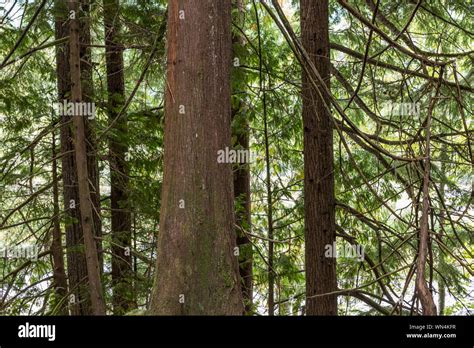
xmin=232 ymin=0 xmax=253 ymax=314
xmin=80 ymin=0 xmax=103 ymax=272
xmin=51 ymin=130 xmax=68 ymax=315
xmin=103 ymin=0 xmax=135 ymax=315
xmin=54 ymin=0 xmax=90 ymax=315
xmin=55 ymin=0 xmax=102 ymax=315
xmin=68 ymin=0 xmax=106 ymax=316
xmin=149 ymin=0 xmax=243 ymax=315
xmin=301 ymin=0 xmax=338 ymax=315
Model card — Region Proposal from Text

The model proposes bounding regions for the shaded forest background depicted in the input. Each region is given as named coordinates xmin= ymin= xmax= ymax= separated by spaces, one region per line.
xmin=0 ymin=0 xmax=472 ymax=316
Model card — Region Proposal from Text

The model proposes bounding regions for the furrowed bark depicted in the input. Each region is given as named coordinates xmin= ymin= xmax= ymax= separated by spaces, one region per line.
xmin=80 ymin=0 xmax=103 ymax=272
xmin=103 ymin=0 xmax=136 ymax=315
xmin=54 ymin=0 xmax=91 ymax=315
xmin=149 ymin=0 xmax=243 ymax=315
xmin=68 ymin=0 xmax=106 ymax=316
xmin=301 ymin=0 xmax=338 ymax=315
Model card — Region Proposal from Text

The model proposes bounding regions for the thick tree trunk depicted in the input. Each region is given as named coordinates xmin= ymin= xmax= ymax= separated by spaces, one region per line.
xmin=103 ymin=0 xmax=135 ymax=315
xmin=301 ymin=0 xmax=338 ymax=315
xmin=149 ymin=0 xmax=243 ymax=315
xmin=68 ymin=0 xmax=106 ymax=316
xmin=232 ymin=0 xmax=253 ymax=315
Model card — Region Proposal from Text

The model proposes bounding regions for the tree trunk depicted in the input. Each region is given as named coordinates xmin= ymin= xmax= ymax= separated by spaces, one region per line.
xmin=301 ymin=0 xmax=338 ymax=315
xmin=103 ymin=0 xmax=135 ymax=315
xmin=232 ymin=0 xmax=253 ymax=315
xmin=51 ymin=129 xmax=68 ymax=315
xmin=415 ymin=71 xmax=441 ymax=316
xmin=80 ymin=0 xmax=103 ymax=272
xmin=54 ymin=0 xmax=91 ymax=315
xmin=149 ymin=0 xmax=243 ymax=315
xmin=437 ymin=151 xmax=446 ymax=315
xmin=68 ymin=0 xmax=106 ymax=315
xmin=55 ymin=0 xmax=103 ymax=315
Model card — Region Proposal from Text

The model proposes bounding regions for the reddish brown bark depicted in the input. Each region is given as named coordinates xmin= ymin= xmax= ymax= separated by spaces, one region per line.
xmin=301 ymin=0 xmax=338 ymax=315
xmin=55 ymin=0 xmax=90 ymax=315
xmin=55 ymin=0 xmax=102 ymax=315
xmin=149 ymin=0 xmax=243 ymax=315
xmin=103 ymin=0 xmax=135 ymax=315
xmin=416 ymin=69 xmax=441 ymax=316
xmin=68 ymin=0 xmax=106 ymax=316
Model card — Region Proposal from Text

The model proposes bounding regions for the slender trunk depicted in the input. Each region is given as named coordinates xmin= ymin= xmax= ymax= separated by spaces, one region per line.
xmin=264 ymin=84 xmax=274 ymax=316
xmin=149 ymin=0 xmax=243 ymax=315
xmin=416 ymin=138 xmax=437 ymax=315
xmin=301 ymin=0 xmax=338 ymax=315
xmin=54 ymin=0 xmax=91 ymax=315
xmin=252 ymin=0 xmax=274 ymax=316
xmin=68 ymin=0 xmax=106 ymax=315
xmin=416 ymin=69 xmax=442 ymax=316
xmin=438 ymin=150 xmax=446 ymax=315
xmin=55 ymin=0 xmax=102 ymax=316
xmin=80 ymin=0 xmax=103 ymax=272
xmin=103 ymin=0 xmax=135 ymax=315
xmin=51 ymin=130 xmax=68 ymax=315
xmin=232 ymin=0 xmax=253 ymax=315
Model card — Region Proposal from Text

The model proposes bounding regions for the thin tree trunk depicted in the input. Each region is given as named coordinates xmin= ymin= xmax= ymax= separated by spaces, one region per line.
xmin=232 ymin=0 xmax=253 ymax=315
xmin=264 ymin=83 xmax=274 ymax=316
xmin=55 ymin=0 xmax=102 ymax=316
xmin=416 ymin=69 xmax=442 ymax=316
xmin=252 ymin=0 xmax=274 ymax=316
xmin=438 ymin=150 xmax=446 ymax=315
xmin=301 ymin=0 xmax=338 ymax=315
xmin=80 ymin=0 xmax=103 ymax=272
xmin=103 ymin=0 xmax=135 ymax=315
xmin=149 ymin=0 xmax=243 ymax=315
xmin=68 ymin=0 xmax=106 ymax=316
xmin=51 ymin=129 xmax=68 ymax=315
xmin=54 ymin=0 xmax=91 ymax=315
